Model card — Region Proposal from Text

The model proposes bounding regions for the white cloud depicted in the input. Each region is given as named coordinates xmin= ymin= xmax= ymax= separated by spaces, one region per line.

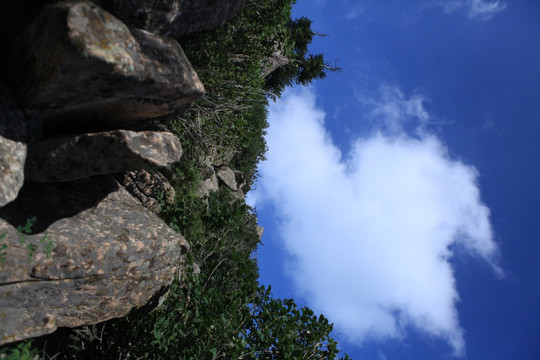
xmin=361 ymin=84 xmax=431 ymax=133
xmin=468 ymin=0 xmax=507 ymax=19
xmin=436 ymin=0 xmax=507 ymax=20
xmin=346 ymin=4 xmax=366 ymax=20
xmin=251 ymin=86 xmax=502 ymax=357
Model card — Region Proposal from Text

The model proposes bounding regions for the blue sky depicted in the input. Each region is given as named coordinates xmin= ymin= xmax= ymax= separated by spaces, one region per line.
xmin=247 ymin=0 xmax=540 ymax=359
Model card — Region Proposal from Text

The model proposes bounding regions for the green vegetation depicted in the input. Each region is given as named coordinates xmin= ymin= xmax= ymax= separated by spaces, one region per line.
xmin=265 ymin=16 xmax=341 ymax=97
xmin=0 ymin=339 xmax=37 ymax=360
xmin=0 ymin=1 xmax=348 ymax=358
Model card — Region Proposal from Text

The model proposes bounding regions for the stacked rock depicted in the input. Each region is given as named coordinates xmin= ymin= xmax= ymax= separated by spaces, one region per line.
xmin=0 ymin=0 xmax=245 ymax=345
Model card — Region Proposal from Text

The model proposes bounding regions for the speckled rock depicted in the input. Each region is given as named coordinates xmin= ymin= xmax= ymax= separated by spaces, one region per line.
xmin=105 ymin=0 xmax=247 ymax=38
xmin=0 ymin=175 xmax=189 ymax=345
xmin=0 ymin=85 xmax=27 ymax=207
xmin=25 ymin=130 xmax=182 ymax=182
xmin=10 ymin=1 xmax=204 ymax=131
xmin=116 ymin=169 xmax=176 ymax=213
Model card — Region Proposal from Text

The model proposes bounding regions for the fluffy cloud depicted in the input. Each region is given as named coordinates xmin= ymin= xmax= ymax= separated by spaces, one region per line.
xmin=250 ymin=87 xmax=501 ymax=357
xmin=438 ymin=0 xmax=507 ymax=20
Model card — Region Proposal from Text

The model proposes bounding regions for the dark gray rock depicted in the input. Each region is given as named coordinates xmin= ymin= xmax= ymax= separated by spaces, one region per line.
xmin=116 ymin=169 xmax=176 ymax=213
xmin=105 ymin=0 xmax=247 ymax=38
xmin=10 ymin=1 xmax=204 ymax=132
xmin=25 ymin=130 xmax=182 ymax=182
xmin=0 ymin=85 xmax=27 ymax=207
xmin=0 ymin=176 xmax=189 ymax=345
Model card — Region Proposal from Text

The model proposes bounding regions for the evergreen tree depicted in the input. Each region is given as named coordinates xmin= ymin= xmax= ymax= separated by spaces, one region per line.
xmin=264 ymin=16 xmax=340 ymax=97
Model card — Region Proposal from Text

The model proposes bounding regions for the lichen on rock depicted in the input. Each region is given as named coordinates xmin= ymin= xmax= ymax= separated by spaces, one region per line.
xmin=0 ymin=176 xmax=189 ymax=345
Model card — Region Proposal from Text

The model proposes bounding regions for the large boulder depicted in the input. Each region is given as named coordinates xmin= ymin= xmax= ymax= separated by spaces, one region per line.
xmin=0 ymin=85 xmax=27 ymax=207
xmin=116 ymin=169 xmax=176 ymax=213
xmin=105 ymin=0 xmax=247 ymax=39
xmin=10 ymin=1 xmax=204 ymax=132
xmin=0 ymin=176 xmax=189 ymax=345
xmin=25 ymin=130 xmax=182 ymax=182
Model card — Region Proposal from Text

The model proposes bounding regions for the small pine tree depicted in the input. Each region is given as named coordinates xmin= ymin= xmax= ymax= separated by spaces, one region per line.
xmin=264 ymin=16 xmax=340 ymax=97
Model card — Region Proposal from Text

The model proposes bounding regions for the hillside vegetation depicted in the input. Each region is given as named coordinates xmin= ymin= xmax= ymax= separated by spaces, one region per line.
xmin=0 ymin=0 xmax=348 ymax=359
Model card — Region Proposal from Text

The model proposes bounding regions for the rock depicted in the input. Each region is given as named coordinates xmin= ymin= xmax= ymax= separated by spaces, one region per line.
xmin=25 ymin=130 xmax=182 ymax=182
xmin=234 ymin=170 xmax=246 ymax=191
xmin=0 ymin=175 xmax=189 ymax=345
xmin=197 ymin=173 xmax=219 ymax=198
xmin=116 ymin=169 xmax=176 ymax=213
xmin=232 ymin=189 xmax=245 ymax=202
xmin=199 ymin=147 xmax=236 ymax=171
xmin=216 ymin=166 xmax=238 ymax=191
xmin=256 ymin=226 xmax=264 ymax=240
xmin=0 ymin=85 xmax=27 ymax=207
xmin=10 ymin=1 xmax=204 ymax=132
xmin=105 ymin=0 xmax=247 ymax=39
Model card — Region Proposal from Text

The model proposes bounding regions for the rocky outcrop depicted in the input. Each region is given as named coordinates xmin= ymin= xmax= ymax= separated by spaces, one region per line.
xmin=10 ymin=1 xmax=204 ymax=131
xmin=25 ymin=130 xmax=182 ymax=182
xmin=116 ymin=170 xmax=176 ymax=213
xmin=0 ymin=176 xmax=189 ymax=344
xmin=106 ymin=0 xmax=247 ymax=39
xmin=0 ymin=0 xmax=249 ymax=347
xmin=0 ymin=86 xmax=26 ymax=207
xmin=197 ymin=149 xmax=247 ymax=202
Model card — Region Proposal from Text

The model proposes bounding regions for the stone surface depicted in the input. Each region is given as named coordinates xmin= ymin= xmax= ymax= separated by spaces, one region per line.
xmin=232 ymin=189 xmax=245 ymax=202
xmin=0 ymin=176 xmax=189 ymax=345
xmin=0 ymin=85 xmax=27 ymax=207
xmin=25 ymin=130 xmax=182 ymax=182
xmin=216 ymin=166 xmax=238 ymax=191
xmin=116 ymin=169 xmax=176 ymax=213
xmin=105 ymin=0 xmax=247 ymax=39
xmin=10 ymin=1 xmax=204 ymax=131
xmin=197 ymin=173 xmax=219 ymax=198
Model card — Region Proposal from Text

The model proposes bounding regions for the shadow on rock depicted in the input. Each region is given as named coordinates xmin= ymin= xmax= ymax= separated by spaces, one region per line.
xmin=0 ymin=176 xmax=118 ymax=234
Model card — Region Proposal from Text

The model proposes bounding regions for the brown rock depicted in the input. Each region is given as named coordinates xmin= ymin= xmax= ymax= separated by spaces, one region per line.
xmin=25 ymin=130 xmax=182 ymax=182
xmin=0 ymin=176 xmax=188 ymax=345
xmin=10 ymin=1 xmax=204 ymax=131
xmin=116 ymin=169 xmax=176 ymax=213
xmin=105 ymin=0 xmax=247 ymax=38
